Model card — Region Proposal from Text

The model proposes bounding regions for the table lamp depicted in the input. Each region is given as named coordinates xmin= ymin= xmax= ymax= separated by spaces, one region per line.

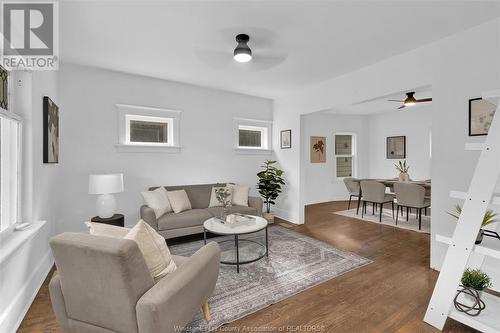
xmin=88 ymin=173 xmax=124 ymax=218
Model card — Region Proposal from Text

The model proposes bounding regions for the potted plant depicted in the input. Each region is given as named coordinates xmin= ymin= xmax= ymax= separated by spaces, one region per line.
xmin=215 ymin=187 xmax=231 ymax=220
xmin=395 ymin=160 xmax=410 ymax=181
xmin=448 ymin=205 xmax=499 ymax=244
xmin=257 ymin=160 xmax=285 ymax=223
xmin=460 ymin=268 xmax=492 ymax=306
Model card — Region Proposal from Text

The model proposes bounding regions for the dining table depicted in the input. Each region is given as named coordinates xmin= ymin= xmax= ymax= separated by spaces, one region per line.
xmin=351 ymin=178 xmax=431 ymax=214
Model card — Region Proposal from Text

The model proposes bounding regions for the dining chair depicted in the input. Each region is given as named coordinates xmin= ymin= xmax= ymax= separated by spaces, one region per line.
xmin=360 ymin=181 xmax=395 ymax=222
xmin=394 ymin=182 xmax=431 ymax=230
xmin=343 ymin=178 xmax=361 ymax=210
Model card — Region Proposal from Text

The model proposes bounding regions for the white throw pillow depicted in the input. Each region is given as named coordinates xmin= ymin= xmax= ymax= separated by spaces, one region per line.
xmin=227 ymin=184 xmax=250 ymax=207
xmin=85 ymin=222 xmax=130 ymax=238
xmin=167 ymin=190 xmax=192 ymax=213
xmin=208 ymin=186 xmax=233 ymax=208
xmin=124 ymin=220 xmax=177 ymax=282
xmin=141 ymin=187 xmax=172 ymax=218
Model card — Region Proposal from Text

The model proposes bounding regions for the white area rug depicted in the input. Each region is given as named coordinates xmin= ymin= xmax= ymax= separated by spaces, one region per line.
xmin=334 ymin=207 xmax=430 ymax=234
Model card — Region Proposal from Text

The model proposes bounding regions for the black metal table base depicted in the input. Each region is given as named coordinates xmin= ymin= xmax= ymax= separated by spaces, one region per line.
xmin=204 ymin=226 xmax=269 ymax=273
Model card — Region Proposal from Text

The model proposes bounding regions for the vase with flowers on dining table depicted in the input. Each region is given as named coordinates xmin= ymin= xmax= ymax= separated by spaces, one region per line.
xmin=395 ymin=160 xmax=411 ymax=182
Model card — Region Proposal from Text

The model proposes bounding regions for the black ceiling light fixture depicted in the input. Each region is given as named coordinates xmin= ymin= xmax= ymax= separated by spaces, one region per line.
xmin=233 ymin=34 xmax=252 ymax=63
xmin=388 ymin=91 xmax=432 ymax=109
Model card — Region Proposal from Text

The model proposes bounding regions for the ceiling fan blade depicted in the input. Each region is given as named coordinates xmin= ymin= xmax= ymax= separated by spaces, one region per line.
xmin=398 ymin=105 xmax=406 ymax=109
xmin=388 ymin=99 xmax=404 ymax=102
xmin=416 ymin=98 xmax=433 ymax=103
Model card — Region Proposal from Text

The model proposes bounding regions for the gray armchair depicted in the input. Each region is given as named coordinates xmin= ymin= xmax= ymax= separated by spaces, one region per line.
xmin=49 ymin=232 xmax=220 ymax=333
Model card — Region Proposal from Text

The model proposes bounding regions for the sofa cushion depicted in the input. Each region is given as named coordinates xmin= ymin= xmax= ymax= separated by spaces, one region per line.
xmin=227 ymin=184 xmax=250 ymax=207
xmin=141 ymin=187 xmax=172 ymax=218
xmin=208 ymin=185 xmax=232 ymax=208
xmin=206 ymin=205 xmax=258 ymax=217
xmin=158 ymin=209 xmax=213 ymax=231
xmin=167 ymin=190 xmax=192 ymax=213
xmin=85 ymin=222 xmax=130 ymax=238
xmin=153 ymin=183 xmax=228 ymax=209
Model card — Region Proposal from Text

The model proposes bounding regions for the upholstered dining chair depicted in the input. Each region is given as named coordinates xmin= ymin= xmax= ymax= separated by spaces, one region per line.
xmin=360 ymin=180 xmax=395 ymax=222
xmin=49 ymin=232 xmax=220 ymax=333
xmin=394 ymin=182 xmax=431 ymax=230
xmin=343 ymin=177 xmax=361 ymax=210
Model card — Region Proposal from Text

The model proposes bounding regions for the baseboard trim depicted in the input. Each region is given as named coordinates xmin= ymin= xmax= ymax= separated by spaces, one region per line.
xmin=0 ymin=250 xmax=54 ymax=333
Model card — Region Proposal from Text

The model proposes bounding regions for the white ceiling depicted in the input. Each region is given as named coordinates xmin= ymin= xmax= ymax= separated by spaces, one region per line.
xmin=325 ymin=87 xmax=433 ymax=115
xmin=60 ymin=1 xmax=500 ymax=98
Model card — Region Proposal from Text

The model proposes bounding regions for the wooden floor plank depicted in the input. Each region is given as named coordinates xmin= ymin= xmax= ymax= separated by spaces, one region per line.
xmin=18 ymin=201 xmax=476 ymax=332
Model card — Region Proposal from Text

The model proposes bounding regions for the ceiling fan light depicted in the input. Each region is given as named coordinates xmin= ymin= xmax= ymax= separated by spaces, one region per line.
xmin=234 ymin=33 xmax=252 ymax=63
xmin=404 ymin=101 xmax=416 ymax=106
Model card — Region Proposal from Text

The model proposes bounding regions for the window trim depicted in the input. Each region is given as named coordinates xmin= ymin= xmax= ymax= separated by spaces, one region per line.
xmin=334 ymin=132 xmax=357 ymax=180
xmin=116 ymin=104 xmax=181 ymax=153
xmin=233 ymin=117 xmax=272 ymax=154
xmin=0 ymin=108 xmax=23 ymax=233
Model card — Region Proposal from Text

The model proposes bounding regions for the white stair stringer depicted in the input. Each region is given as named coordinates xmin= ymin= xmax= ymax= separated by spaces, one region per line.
xmin=424 ymin=100 xmax=500 ymax=330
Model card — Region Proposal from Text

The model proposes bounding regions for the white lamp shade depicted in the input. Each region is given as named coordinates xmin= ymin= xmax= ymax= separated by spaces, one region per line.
xmin=88 ymin=174 xmax=124 ymax=194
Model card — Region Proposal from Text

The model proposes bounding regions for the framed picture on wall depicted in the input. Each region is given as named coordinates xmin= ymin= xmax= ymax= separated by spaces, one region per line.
xmin=280 ymin=129 xmax=291 ymax=149
xmin=43 ymin=96 xmax=59 ymax=163
xmin=310 ymin=136 xmax=326 ymax=163
xmin=469 ymin=97 xmax=497 ymax=136
xmin=386 ymin=136 xmax=406 ymax=159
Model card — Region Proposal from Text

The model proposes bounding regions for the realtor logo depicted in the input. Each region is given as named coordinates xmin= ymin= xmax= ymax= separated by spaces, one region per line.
xmin=1 ymin=1 xmax=59 ymax=70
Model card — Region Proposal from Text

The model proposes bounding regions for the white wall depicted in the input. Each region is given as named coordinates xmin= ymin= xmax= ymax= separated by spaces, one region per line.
xmin=301 ymin=113 xmax=369 ymax=204
xmin=272 ymin=18 xmax=500 ymax=286
xmin=56 ymin=64 xmax=273 ymax=232
xmin=0 ymin=70 xmax=58 ymax=333
xmin=367 ymin=106 xmax=432 ymax=180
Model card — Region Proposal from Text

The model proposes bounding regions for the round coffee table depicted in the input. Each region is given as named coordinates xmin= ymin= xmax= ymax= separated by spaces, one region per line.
xmin=203 ymin=216 xmax=268 ymax=273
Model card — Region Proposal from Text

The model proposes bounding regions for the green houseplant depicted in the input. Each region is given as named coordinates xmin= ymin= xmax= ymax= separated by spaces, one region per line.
xmin=461 ymin=268 xmax=492 ymax=291
xmin=448 ymin=205 xmax=499 ymax=244
xmin=395 ymin=160 xmax=410 ymax=181
xmin=257 ymin=160 xmax=285 ymax=223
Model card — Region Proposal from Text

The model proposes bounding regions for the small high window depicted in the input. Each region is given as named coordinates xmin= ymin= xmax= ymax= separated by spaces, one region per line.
xmin=233 ymin=118 xmax=272 ymax=152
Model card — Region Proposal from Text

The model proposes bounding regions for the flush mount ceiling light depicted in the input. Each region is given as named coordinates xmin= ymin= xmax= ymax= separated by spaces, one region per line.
xmin=388 ymin=92 xmax=432 ymax=109
xmin=233 ymin=34 xmax=252 ymax=63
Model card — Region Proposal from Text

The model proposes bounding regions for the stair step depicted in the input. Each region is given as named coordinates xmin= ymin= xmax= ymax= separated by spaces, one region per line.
xmin=449 ymin=190 xmax=500 ymax=206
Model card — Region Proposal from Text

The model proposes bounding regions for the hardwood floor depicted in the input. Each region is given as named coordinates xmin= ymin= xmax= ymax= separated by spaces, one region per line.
xmin=18 ymin=201 xmax=476 ymax=332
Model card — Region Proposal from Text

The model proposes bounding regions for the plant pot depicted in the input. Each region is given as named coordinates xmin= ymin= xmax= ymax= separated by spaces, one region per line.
xmin=263 ymin=212 xmax=274 ymax=224
xmin=476 ymin=229 xmax=484 ymax=245
xmin=398 ymin=172 xmax=410 ymax=182
xmin=463 ymin=288 xmax=483 ymax=306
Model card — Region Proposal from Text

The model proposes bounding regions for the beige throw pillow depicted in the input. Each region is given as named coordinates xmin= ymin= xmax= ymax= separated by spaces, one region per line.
xmin=85 ymin=222 xmax=130 ymax=238
xmin=166 ymin=190 xmax=192 ymax=213
xmin=209 ymin=186 xmax=233 ymax=208
xmin=124 ymin=220 xmax=177 ymax=282
xmin=141 ymin=187 xmax=172 ymax=218
xmin=227 ymin=184 xmax=250 ymax=206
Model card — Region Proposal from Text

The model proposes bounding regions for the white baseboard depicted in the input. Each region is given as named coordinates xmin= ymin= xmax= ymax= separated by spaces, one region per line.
xmin=0 ymin=250 xmax=54 ymax=333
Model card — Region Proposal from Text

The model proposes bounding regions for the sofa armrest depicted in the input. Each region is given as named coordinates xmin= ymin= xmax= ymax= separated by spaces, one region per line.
xmin=49 ymin=272 xmax=71 ymax=333
xmin=248 ymin=196 xmax=263 ymax=216
xmin=136 ymin=242 xmax=221 ymax=333
xmin=140 ymin=205 xmax=158 ymax=230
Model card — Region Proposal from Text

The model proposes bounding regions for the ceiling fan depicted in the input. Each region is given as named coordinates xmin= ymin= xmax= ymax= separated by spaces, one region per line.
xmin=388 ymin=92 xmax=432 ymax=109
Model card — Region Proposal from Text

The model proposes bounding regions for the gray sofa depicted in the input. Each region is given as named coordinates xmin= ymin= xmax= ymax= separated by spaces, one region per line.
xmin=49 ymin=232 xmax=221 ymax=333
xmin=141 ymin=183 xmax=263 ymax=239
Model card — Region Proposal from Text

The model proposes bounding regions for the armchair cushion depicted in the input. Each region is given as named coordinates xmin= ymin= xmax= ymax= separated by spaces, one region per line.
xmin=125 ymin=220 xmax=177 ymax=282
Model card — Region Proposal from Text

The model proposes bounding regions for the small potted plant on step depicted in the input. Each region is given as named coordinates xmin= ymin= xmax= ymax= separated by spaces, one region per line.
xmin=454 ymin=268 xmax=492 ymax=315
xmin=448 ymin=204 xmax=499 ymax=244
xmin=257 ymin=160 xmax=285 ymax=224
xmin=395 ymin=160 xmax=410 ymax=181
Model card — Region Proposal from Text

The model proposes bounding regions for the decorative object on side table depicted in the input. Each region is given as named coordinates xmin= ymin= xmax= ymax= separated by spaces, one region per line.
xmin=469 ymin=97 xmax=497 ymax=136
xmin=280 ymin=129 xmax=291 ymax=149
xmin=454 ymin=268 xmax=492 ymax=316
xmin=257 ymin=160 xmax=285 ymax=223
xmin=395 ymin=160 xmax=410 ymax=181
xmin=88 ymin=173 xmax=124 ymax=218
xmin=43 ymin=96 xmax=59 ymax=163
xmin=215 ymin=187 xmax=231 ymax=220
xmin=90 ymin=214 xmax=125 ymax=227
xmin=448 ymin=204 xmax=499 ymax=244
xmin=310 ymin=136 xmax=326 ymax=163
xmin=386 ymin=136 xmax=406 ymax=159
